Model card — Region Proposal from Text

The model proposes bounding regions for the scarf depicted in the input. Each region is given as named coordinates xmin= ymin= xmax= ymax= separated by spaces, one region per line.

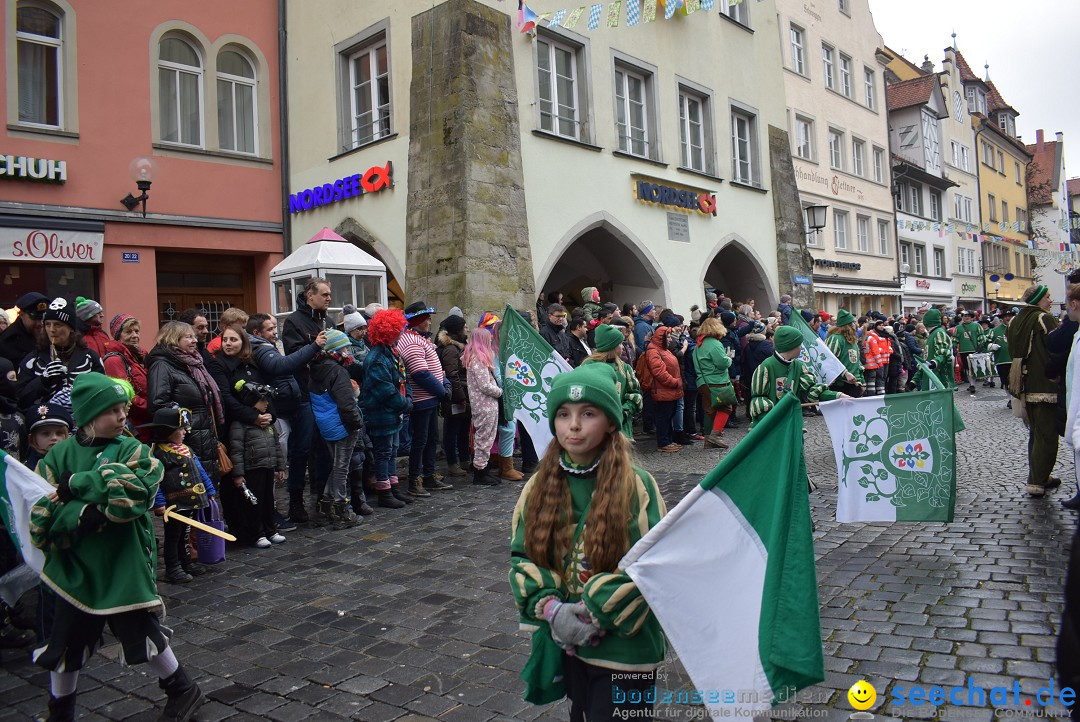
xmin=318 ymin=348 xmax=354 ymax=367
xmin=174 ymin=349 xmax=225 ymax=428
xmin=163 ymin=442 xmax=192 ymax=458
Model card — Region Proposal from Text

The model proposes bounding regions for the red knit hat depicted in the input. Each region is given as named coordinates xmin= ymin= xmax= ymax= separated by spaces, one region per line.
xmin=109 ymin=313 xmax=137 ymax=340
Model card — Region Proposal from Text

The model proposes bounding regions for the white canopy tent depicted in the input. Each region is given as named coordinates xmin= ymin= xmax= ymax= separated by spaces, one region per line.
xmin=270 ymin=227 xmax=387 ymax=317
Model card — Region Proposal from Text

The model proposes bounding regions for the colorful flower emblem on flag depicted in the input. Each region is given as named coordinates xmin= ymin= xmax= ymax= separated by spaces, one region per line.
xmin=506 ymin=355 xmax=537 ymax=387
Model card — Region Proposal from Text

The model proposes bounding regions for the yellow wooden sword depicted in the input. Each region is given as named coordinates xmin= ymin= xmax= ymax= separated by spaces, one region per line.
xmin=163 ymin=505 xmax=236 ymax=542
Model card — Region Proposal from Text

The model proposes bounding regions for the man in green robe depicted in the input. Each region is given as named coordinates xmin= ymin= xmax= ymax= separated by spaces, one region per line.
xmin=985 ymin=308 xmax=1015 ymax=398
xmin=919 ymin=308 xmax=955 ymax=390
xmin=1006 ymin=285 xmax=1061 ymax=496
xmin=955 ymin=309 xmax=984 ymax=394
xmin=750 ymin=326 xmax=846 ymax=425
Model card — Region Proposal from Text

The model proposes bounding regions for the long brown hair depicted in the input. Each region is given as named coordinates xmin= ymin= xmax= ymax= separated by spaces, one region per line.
xmin=524 ymin=430 xmax=635 ymax=574
xmin=827 ymin=322 xmax=857 ymax=346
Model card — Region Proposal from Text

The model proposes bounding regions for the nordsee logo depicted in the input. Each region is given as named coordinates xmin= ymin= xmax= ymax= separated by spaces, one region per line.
xmin=891 ymin=678 xmax=1075 ymax=708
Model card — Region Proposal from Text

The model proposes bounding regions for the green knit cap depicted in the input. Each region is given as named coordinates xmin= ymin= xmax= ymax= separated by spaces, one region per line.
xmin=774 ymin=326 xmax=804 ymax=353
xmin=547 ymin=364 xmax=623 ymax=434
xmin=71 ymin=372 xmax=133 ymax=427
xmin=835 ymin=309 xmax=855 ymax=327
xmin=923 ymin=308 xmax=942 ymax=328
xmin=593 ymin=323 xmax=624 ymax=353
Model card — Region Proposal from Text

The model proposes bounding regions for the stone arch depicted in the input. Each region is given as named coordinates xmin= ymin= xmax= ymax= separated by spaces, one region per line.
xmin=537 ymin=211 xmax=671 ymax=309
xmin=336 ymin=217 xmax=406 ymax=307
xmin=700 ymin=235 xmax=777 ymax=311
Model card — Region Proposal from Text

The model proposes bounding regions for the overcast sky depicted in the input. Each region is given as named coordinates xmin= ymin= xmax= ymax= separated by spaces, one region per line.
xmin=868 ymin=0 xmax=1078 ymax=182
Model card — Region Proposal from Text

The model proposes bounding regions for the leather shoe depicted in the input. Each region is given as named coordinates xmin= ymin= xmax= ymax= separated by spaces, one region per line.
xmin=1046 ymin=477 xmax=1062 ymax=490
xmin=1062 ymin=492 xmax=1080 ymax=510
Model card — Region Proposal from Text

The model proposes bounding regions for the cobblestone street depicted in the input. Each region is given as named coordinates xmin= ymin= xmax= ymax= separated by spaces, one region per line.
xmin=1 ymin=390 xmax=1074 ymax=721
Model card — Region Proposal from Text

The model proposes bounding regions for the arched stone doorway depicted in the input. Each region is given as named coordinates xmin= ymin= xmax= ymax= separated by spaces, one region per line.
xmin=701 ymin=238 xmax=775 ymax=311
xmin=336 ymin=218 xmax=405 ymax=308
xmin=538 ymin=213 xmax=668 ymax=311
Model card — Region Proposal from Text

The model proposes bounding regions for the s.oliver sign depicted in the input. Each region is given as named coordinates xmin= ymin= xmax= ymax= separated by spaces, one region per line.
xmin=0 ymin=227 xmax=103 ymax=263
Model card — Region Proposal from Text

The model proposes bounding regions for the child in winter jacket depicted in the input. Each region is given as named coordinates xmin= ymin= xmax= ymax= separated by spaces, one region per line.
xmin=310 ymin=329 xmax=364 ymax=529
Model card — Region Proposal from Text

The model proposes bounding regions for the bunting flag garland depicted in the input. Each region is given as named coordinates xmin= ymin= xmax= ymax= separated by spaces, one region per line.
xmin=643 ymin=0 xmax=657 ymax=21
xmin=519 ymin=2 xmax=540 ymax=31
xmin=664 ymin=0 xmax=684 ymax=19
xmin=626 ymin=0 xmax=641 ymax=25
xmin=548 ymin=8 xmax=566 ymax=26
xmin=685 ymin=0 xmax=701 ymax=12
xmin=607 ymin=0 xmax=622 ymax=26
xmin=588 ymin=2 xmax=603 ymax=28
xmin=701 ymin=0 xmax=715 ymax=8
xmin=565 ymin=5 xmax=586 ymax=27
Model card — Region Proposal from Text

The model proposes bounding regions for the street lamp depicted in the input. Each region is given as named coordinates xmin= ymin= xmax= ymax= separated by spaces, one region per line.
xmin=120 ymin=156 xmax=158 ymax=217
xmin=804 ymin=204 xmax=828 ymax=235
xmin=899 ymin=263 xmax=910 ymax=284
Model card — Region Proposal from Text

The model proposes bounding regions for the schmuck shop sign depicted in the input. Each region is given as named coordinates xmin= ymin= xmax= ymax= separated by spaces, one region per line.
xmin=0 ymin=226 xmax=103 ymax=263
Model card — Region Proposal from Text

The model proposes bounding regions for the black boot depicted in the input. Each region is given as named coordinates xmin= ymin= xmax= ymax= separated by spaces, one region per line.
xmin=351 ymin=492 xmax=374 ymax=516
xmin=472 ymin=466 xmax=499 ymax=486
xmin=377 ymin=489 xmax=405 ymax=509
xmin=391 ymin=485 xmax=414 ymax=504
xmin=288 ymin=491 xmax=309 ymax=523
xmin=425 ymin=474 xmax=454 ymax=491
xmin=47 ymin=693 xmax=76 ymax=722
xmin=158 ymin=665 xmax=204 ymax=722
xmin=1063 ymin=488 xmax=1080 ymax=510
xmin=520 ymin=461 xmax=537 ymax=477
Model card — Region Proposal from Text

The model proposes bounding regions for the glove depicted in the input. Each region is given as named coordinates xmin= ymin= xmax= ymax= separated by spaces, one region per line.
xmin=726 ymin=348 xmax=736 ymax=359
xmin=441 ymin=379 xmax=453 ymax=398
xmin=41 ymin=360 xmax=67 ymax=390
xmin=988 ymin=343 xmax=1000 ymax=352
xmin=75 ymin=505 xmax=108 ymax=539
xmin=542 ymin=599 xmax=600 ymax=650
xmin=56 ymin=471 xmax=74 ymax=503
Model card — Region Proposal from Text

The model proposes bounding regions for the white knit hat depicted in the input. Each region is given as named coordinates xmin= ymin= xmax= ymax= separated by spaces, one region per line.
xmin=342 ymin=304 xmax=367 ymax=332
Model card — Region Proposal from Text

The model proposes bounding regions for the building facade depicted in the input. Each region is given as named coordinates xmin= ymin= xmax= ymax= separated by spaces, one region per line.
xmin=776 ymin=0 xmax=898 ymax=317
xmin=883 ymin=72 xmax=957 ymax=312
xmin=1026 ymin=129 xmax=1069 ymax=249
xmin=955 ymin=52 xmax=1033 ymax=308
xmin=2 ymin=0 xmax=284 ymax=338
xmin=284 ymin=0 xmax=799 ymax=321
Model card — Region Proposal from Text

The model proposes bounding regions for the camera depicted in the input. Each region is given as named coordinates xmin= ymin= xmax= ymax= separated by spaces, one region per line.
xmin=233 ymin=379 xmax=278 ymax=407
xmin=238 ymin=482 xmax=258 ymax=505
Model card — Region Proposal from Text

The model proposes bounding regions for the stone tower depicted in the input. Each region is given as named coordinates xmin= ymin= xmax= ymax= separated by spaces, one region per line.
xmin=405 ymin=0 xmax=535 ymax=320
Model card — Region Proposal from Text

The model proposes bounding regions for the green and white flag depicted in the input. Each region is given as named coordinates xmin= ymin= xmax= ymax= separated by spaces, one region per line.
xmin=791 ymin=309 xmax=845 ymax=386
xmin=912 ymin=357 xmax=966 ymax=432
xmin=820 ymin=389 xmax=957 ymax=522
xmin=0 ymin=451 xmax=52 ymax=605
xmin=620 ymin=393 xmax=823 ymax=719
xmin=499 ymin=305 xmax=572 ymax=456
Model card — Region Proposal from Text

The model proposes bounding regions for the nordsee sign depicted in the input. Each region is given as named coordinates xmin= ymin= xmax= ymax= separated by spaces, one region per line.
xmin=289 ymin=162 xmax=393 ymax=214
xmin=633 ymin=176 xmax=717 ymax=216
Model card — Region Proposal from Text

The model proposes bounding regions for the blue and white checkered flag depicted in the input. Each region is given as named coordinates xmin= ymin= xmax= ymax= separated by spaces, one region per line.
xmin=700 ymin=0 xmax=715 ymax=7
xmin=626 ymin=0 xmax=642 ymax=25
xmin=664 ymin=0 xmax=683 ymax=19
xmin=549 ymin=8 xmax=567 ymax=27
xmin=588 ymin=3 xmax=603 ymax=28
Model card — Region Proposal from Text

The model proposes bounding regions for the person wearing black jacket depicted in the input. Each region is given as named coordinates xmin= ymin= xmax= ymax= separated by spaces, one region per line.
xmin=17 ymin=297 xmax=103 ymax=412
xmin=280 ymin=279 xmax=332 ymax=523
xmin=436 ymin=314 xmax=470 ymax=477
xmin=0 ymin=292 xmax=47 ymax=368
xmin=146 ymin=321 xmax=225 ymax=483
xmin=741 ymin=325 xmax=774 ymax=421
xmin=540 ymin=304 xmax=571 ymax=362
xmin=567 ymin=317 xmax=591 ymax=368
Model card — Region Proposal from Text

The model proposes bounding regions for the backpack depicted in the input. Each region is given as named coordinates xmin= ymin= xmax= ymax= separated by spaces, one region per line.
xmin=635 ymin=351 xmax=654 ymax=392
xmin=103 ymin=351 xmax=133 ymax=382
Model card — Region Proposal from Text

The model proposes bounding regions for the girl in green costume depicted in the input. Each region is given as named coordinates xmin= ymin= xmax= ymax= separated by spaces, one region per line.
xmin=29 ymin=373 xmax=204 ymax=722
xmin=510 ymin=363 xmax=666 ymax=720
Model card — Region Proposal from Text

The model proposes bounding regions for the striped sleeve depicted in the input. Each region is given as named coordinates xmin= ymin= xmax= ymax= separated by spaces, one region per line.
xmin=581 ymin=470 xmax=665 ymax=636
xmin=800 ymin=363 xmax=837 ymax=404
xmin=509 ymin=478 xmax=565 ymax=626
xmin=98 ymin=442 xmax=163 ymax=523
xmin=749 ymin=364 xmax=774 ymax=422
xmin=29 ymin=497 xmax=83 ymax=552
xmin=825 ymin=334 xmax=843 ymax=359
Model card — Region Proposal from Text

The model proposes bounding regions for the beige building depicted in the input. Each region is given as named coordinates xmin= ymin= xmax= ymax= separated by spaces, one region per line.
xmin=282 ymin=0 xmax=800 ymax=320
xmin=776 ymin=0 xmax=898 ymax=316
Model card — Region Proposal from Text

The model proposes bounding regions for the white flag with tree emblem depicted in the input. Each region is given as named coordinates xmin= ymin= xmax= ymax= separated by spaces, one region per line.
xmin=819 ymin=390 xmax=957 ymax=522
xmin=499 ymin=306 xmax=572 ymax=456
xmin=790 ymin=310 xmax=845 ymax=386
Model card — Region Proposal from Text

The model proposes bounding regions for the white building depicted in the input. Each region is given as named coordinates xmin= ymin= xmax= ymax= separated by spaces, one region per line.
xmin=1026 ymin=130 xmax=1070 ymax=249
xmin=283 ymin=0 xmax=795 ymax=319
xmin=776 ymin=0 xmax=898 ymax=316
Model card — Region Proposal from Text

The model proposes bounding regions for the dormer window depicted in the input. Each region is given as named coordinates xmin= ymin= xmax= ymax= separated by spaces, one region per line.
xmin=965 ymin=86 xmax=986 ymax=115
xmin=997 ymin=112 xmax=1015 ymax=137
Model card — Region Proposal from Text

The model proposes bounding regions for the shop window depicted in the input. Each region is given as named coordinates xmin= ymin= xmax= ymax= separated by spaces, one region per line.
xmin=158 ymin=36 xmax=204 ymax=147
xmin=0 ymin=263 xmax=96 ymax=310
xmin=217 ymin=49 xmax=257 ymax=154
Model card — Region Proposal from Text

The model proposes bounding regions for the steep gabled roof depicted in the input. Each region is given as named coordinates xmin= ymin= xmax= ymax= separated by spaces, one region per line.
xmin=986 ymin=80 xmax=1017 ymax=115
xmin=1025 ymin=139 xmax=1061 ymax=205
xmin=954 ymin=51 xmax=984 ymax=85
xmin=886 ymin=75 xmax=936 ymax=111
xmin=1067 ymin=178 xmax=1080 ymax=199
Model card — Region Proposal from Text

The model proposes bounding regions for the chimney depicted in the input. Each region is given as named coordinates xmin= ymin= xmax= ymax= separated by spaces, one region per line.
xmin=1057 ymin=131 xmax=1064 ymax=144
xmin=1036 ymin=129 xmax=1044 ymax=152
xmin=921 ymin=55 xmax=934 ymax=74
